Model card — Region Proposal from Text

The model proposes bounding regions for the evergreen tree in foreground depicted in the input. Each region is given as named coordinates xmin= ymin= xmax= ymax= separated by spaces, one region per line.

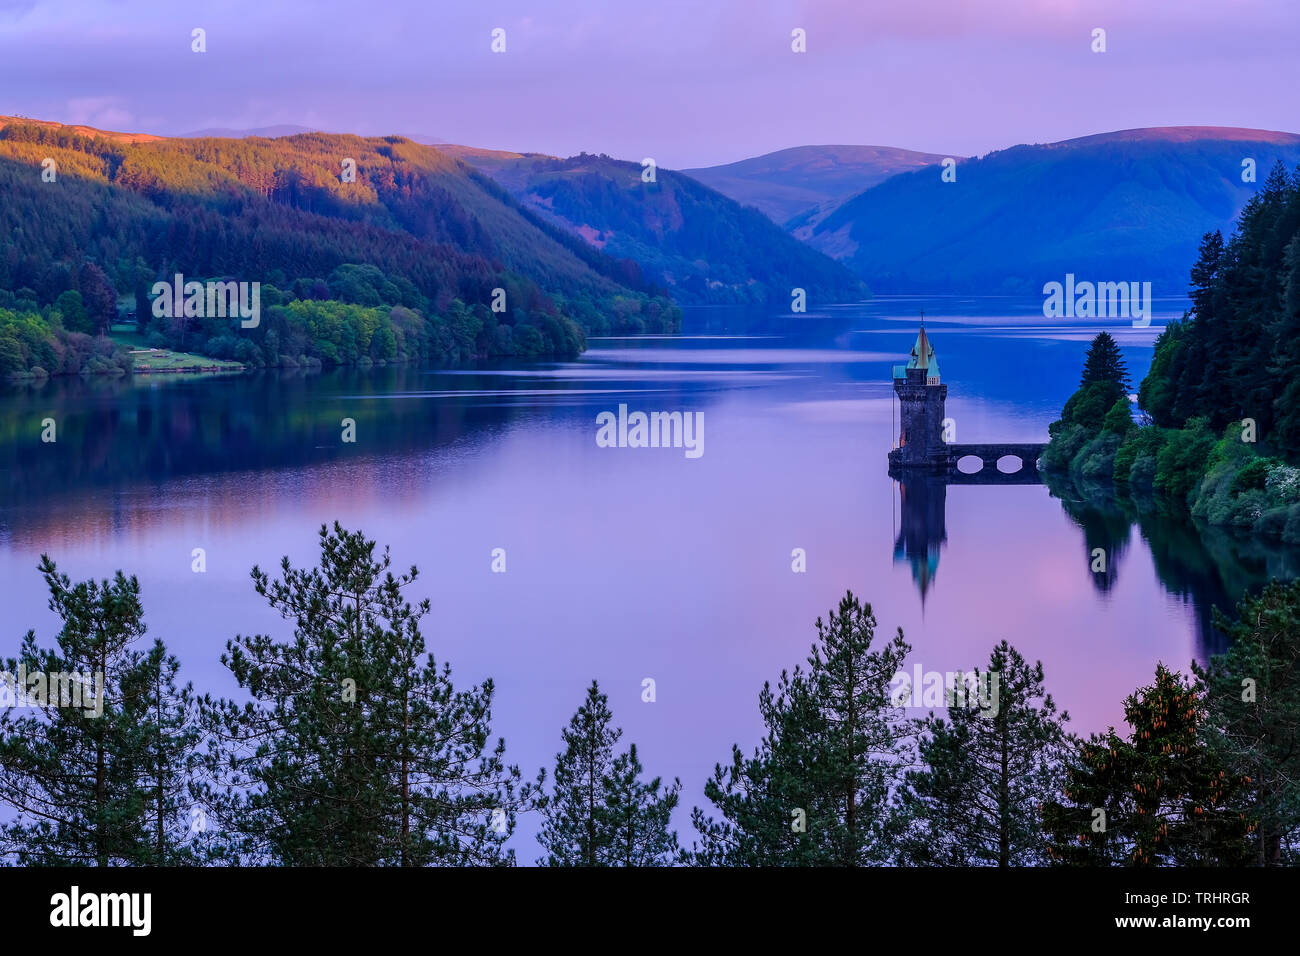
xmin=897 ymin=641 xmax=1071 ymax=866
xmin=1196 ymin=581 xmax=1300 ymax=865
xmin=199 ymin=523 xmax=532 ymax=865
xmin=689 ymin=591 xmax=911 ymax=865
xmin=1080 ymin=331 xmax=1131 ymax=392
xmin=0 ymin=557 xmax=202 ymax=865
xmin=537 ymin=680 xmax=681 ymax=866
xmin=1043 ymin=664 xmax=1253 ymax=866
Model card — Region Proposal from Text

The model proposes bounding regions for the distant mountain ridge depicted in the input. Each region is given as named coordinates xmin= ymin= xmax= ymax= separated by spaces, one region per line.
xmin=683 ymin=144 xmax=949 ymax=225
xmin=793 ymin=126 xmax=1300 ymax=294
xmin=8 ymin=116 xmax=1297 ymax=306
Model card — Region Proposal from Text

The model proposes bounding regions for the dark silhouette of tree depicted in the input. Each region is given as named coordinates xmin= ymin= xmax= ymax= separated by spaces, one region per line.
xmin=1080 ymin=331 xmax=1131 ymax=391
xmin=537 ymin=680 xmax=681 ymax=866
xmin=688 ymin=592 xmax=911 ymax=866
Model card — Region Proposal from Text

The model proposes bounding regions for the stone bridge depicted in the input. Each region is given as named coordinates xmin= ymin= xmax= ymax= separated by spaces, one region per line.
xmin=945 ymin=443 xmax=1048 ymax=480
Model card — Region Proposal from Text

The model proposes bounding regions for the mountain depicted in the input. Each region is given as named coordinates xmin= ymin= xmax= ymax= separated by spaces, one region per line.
xmin=798 ymin=126 xmax=1300 ymax=294
xmin=450 ymin=149 xmax=866 ymax=304
xmin=682 ymin=145 xmax=947 ymax=225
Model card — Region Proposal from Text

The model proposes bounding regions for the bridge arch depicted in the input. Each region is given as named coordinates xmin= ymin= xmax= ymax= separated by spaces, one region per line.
xmin=956 ymin=454 xmax=984 ymax=474
xmin=996 ymin=454 xmax=1025 ymax=474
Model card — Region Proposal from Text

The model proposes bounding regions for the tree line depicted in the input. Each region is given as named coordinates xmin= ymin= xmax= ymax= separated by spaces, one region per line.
xmin=2 ymin=523 xmax=1296 ymax=866
xmin=1044 ymin=163 xmax=1300 ymax=543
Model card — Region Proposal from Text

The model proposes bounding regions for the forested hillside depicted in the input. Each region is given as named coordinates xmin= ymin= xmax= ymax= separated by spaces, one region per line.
xmin=0 ymin=121 xmax=680 ymax=375
xmin=448 ymin=150 xmax=866 ymax=305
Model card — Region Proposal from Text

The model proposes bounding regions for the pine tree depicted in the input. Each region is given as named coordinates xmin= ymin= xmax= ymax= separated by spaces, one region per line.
xmin=1188 ymin=230 xmax=1224 ymax=322
xmin=1136 ymin=162 xmax=1300 ymax=449
xmin=199 ymin=522 xmax=532 ymax=866
xmin=604 ymin=744 xmax=680 ymax=866
xmin=537 ymin=680 xmax=680 ymax=866
xmin=1080 ymin=331 xmax=1131 ymax=391
xmin=1043 ymin=664 xmax=1253 ymax=866
xmin=122 ymin=640 xmax=206 ymax=865
xmin=897 ymin=641 xmax=1070 ymax=866
xmin=689 ymin=591 xmax=911 ymax=866
xmin=1195 ymin=581 xmax=1300 ymax=865
xmin=0 ymin=557 xmax=200 ymax=865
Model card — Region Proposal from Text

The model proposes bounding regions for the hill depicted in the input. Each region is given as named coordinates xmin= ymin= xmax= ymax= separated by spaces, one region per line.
xmin=0 ymin=114 xmax=163 ymax=144
xmin=452 ymin=150 xmax=866 ymax=304
xmin=682 ymin=144 xmax=947 ymax=225
xmin=0 ymin=119 xmax=682 ymax=375
xmin=799 ymin=126 xmax=1300 ymax=294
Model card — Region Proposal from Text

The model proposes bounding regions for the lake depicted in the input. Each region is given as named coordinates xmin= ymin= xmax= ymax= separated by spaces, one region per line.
xmin=3 ymin=295 xmax=1296 ymax=856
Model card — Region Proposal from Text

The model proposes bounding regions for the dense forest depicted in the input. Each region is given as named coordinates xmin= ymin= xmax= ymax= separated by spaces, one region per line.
xmin=1044 ymin=162 xmax=1300 ymax=542
xmin=1141 ymin=162 xmax=1300 ymax=452
xmin=454 ymin=150 xmax=867 ymax=305
xmin=0 ymin=122 xmax=682 ymax=376
xmin=2 ymin=525 xmax=1296 ymax=866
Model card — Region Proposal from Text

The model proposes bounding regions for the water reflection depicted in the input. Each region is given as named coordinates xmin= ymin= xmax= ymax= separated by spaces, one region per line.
xmin=1048 ymin=481 xmax=1300 ymax=658
xmin=889 ymin=461 xmax=1300 ymax=661
xmin=893 ymin=475 xmax=947 ymax=606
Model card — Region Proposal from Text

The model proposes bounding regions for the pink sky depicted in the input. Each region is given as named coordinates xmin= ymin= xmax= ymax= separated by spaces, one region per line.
xmin=0 ymin=0 xmax=1296 ymax=166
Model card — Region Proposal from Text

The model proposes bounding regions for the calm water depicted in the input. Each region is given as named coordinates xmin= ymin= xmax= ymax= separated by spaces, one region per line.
xmin=3 ymin=295 xmax=1297 ymax=855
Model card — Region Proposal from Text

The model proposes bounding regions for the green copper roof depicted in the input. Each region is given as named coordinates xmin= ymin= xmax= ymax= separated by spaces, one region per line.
xmin=907 ymin=326 xmax=940 ymax=379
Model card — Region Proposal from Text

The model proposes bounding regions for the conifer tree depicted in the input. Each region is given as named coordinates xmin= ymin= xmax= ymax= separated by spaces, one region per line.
xmin=199 ymin=523 xmax=532 ymax=866
xmin=689 ymin=591 xmax=911 ymax=866
xmin=0 ymin=557 xmax=200 ymax=865
xmin=1043 ymin=664 xmax=1253 ymax=866
xmin=123 ymin=639 xmax=207 ymax=865
xmin=1196 ymin=581 xmax=1300 ymax=865
xmin=604 ymin=744 xmax=680 ymax=866
xmin=1080 ymin=331 xmax=1131 ymax=391
xmin=1188 ymin=230 xmax=1224 ymax=322
xmin=537 ymin=680 xmax=680 ymax=866
xmin=897 ymin=641 xmax=1070 ymax=866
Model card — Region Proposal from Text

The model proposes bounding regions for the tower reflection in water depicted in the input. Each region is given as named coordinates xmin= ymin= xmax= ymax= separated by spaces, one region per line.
xmin=892 ymin=474 xmax=948 ymax=606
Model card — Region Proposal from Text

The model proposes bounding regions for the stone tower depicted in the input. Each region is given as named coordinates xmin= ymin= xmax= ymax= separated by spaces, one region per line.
xmin=888 ymin=319 xmax=949 ymax=472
